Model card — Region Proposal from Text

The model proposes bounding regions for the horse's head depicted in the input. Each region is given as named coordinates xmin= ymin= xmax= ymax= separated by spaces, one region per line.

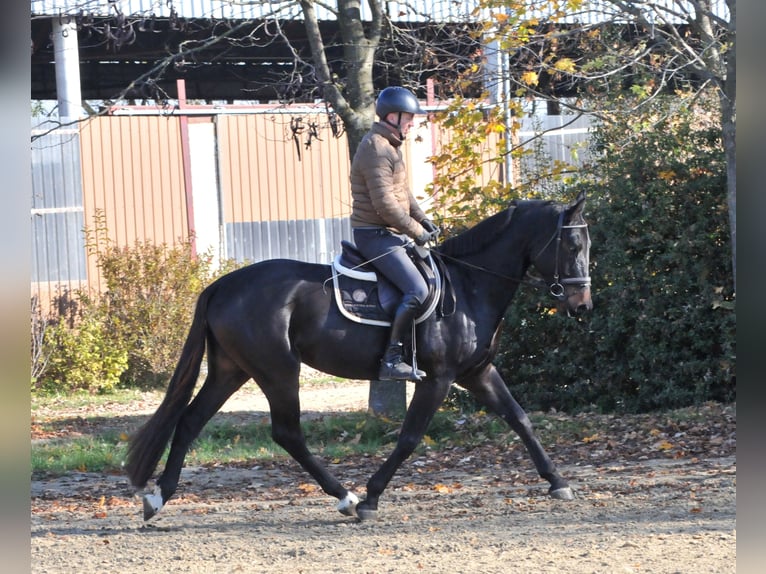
xmin=531 ymin=191 xmax=593 ymax=316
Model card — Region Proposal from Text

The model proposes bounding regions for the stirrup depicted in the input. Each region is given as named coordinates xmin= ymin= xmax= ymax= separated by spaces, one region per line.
xmin=378 ymin=359 xmax=426 ymax=382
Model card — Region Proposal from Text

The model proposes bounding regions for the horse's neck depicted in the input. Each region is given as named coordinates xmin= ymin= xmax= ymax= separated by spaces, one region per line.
xmin=449 ymin=245 xmax=528 ymax=315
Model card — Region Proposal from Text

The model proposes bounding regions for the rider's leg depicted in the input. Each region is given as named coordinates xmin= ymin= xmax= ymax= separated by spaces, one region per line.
xmin=379 ymin=293 xmax=425 ymax=381
xmin=353 ymin=228 xmax=429 ymax=382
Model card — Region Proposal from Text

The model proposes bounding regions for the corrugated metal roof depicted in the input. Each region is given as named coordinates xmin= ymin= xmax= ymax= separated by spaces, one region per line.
xmin=30 ymin=0 xmax=480 ymax=22
xmin=30 ymin=0 xmax=731 ymax=25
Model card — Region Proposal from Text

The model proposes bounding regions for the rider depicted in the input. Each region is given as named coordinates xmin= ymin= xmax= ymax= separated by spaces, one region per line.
xmin=349 ymin=86 xmax=440 ymax=382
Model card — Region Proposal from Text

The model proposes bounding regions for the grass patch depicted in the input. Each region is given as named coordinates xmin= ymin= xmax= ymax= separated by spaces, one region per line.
xmin=32 ymin=401 xmax=734 ymax=477
xmin=32 ymin=431 xmax=128 ymax=475
xmin=31 ymin=388 xmax=157 ymax=414
xmin=31 ymin=408 xmax=537 ymax=477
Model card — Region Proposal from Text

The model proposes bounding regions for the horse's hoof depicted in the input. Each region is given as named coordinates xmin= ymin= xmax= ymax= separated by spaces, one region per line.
xmin=142 ymin=488 xmax=164 ymax=521
xmin=549 ymin=486 xmax=575 ymax=501
xmin=356 ymin=505 xmax=379 ymax=521
xmin=337 ymin=492 xmax=359 ymax=517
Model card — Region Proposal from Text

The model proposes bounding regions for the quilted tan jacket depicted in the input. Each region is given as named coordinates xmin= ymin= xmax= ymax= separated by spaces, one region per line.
xmin=349 ymin=122 xmax=427 ymax=239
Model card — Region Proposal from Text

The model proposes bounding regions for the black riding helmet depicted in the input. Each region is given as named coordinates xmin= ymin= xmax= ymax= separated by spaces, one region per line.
xmin=375 ymin=87 xmax=424 ymax=138
xmin=375 ymin=86 xmax=425 ymax=118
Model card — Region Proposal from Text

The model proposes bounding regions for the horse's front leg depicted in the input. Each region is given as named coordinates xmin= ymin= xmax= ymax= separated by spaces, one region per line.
xmin=459 ymin=364 xmax=574 ymax=500
xmin=357 ymin=379 xmax=453 ymax=520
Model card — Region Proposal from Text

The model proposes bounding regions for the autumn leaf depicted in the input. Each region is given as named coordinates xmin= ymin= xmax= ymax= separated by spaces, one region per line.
xmin=521 ymin=71 xmax=539 ymax=86
xmin=553 ymin=58 xmax=576 ymax=73
xmin=297 ymin=482 xmax=318 ymax=493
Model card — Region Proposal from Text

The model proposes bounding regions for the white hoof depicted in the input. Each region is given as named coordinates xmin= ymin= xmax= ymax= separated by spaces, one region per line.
xmin=550 ymin=486 xmax=575 ymax=501
xmin=337 ymin=492 xmax=359 ymax=517
xmin=142 ymin=487 xmax=164 ymax=521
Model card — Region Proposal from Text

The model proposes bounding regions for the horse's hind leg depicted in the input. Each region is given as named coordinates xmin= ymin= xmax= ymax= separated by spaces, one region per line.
xmin=459 ymin=364 xmax=574 ymax=500
xmin=143 ymin=353 xmax=250 ymax=520
xmin=256 ymin=365 xmax=360 ymax=516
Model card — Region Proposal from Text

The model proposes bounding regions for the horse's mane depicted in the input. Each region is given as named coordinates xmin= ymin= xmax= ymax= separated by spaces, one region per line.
xmin=437 ymin=199 xmax=555 ymax=257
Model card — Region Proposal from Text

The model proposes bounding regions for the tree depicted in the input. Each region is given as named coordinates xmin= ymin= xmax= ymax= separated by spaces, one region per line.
xmin=32 ymin=1 xmax=483 ymax=154
xmin=476 ymin=0 xmax=735 ymax=290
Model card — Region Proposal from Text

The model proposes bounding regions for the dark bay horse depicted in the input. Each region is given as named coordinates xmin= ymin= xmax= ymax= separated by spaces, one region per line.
xmin=125 ymin=192 xmax=592 ymax=521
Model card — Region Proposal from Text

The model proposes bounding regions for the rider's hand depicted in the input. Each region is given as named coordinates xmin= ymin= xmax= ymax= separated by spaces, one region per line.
xmin=415 ymin=231 xmax=430 ymax=246
xmin=420 ymin=219 xmax=440 ymax=243
xmin=421 ymin=219 xmax=439 ymax=234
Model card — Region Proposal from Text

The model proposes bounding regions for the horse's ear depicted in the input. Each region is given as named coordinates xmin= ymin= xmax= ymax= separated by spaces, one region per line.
xmin=566 ymin=191 xmax=587 ymax=220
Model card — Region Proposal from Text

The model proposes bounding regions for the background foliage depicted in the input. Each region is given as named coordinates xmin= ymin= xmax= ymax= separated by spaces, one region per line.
xmin=32 ymin=215 xmax=241 ymax=393
xmin=489 ymin=95 xmax=736 ymax=413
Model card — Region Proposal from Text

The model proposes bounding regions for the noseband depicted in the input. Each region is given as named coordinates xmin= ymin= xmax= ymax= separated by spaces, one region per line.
xmin=537 ymin=211 xmax=591 ymax=301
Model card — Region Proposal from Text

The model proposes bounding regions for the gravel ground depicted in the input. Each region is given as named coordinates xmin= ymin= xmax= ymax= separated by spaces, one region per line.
xmin=31 ymin=381 xmax=736 ymax=573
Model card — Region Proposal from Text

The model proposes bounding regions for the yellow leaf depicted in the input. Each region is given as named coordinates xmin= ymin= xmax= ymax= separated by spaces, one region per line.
xmin=582 ymin=433 xmax=600 ymax=443
xmin=658 ymin=170 xmax=676 ymax=181
xmin=553 ymin=58 xmax=576 ymax=73
xmin=521 ymin=71 xmax=539 ymax=86
xmin=423 ymin=435 xmax=436 ymax=447
xmin=655 ymin=440 xmax=674 ymax=451
xmin=434 ymin=483 xmax=453 ymax=494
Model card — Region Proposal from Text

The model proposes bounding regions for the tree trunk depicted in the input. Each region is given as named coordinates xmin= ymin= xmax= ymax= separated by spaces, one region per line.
xmin=300 ymin=1 xmax=405 ymax=414
xmin=368 ymin=379 xmax=407 ymax=417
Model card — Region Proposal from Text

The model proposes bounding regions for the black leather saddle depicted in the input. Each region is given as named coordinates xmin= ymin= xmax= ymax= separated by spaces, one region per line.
xmin=331 ymin=240 xmax=442 ymax=326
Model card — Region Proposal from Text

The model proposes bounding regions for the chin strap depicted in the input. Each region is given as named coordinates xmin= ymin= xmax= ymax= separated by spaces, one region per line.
xmin=382 ymin=112 xmax=404 ymax=140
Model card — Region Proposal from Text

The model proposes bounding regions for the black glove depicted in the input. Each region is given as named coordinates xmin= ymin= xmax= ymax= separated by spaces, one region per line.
xmin=420 ymin=219 xmax=440 ymax=243
xmin=421 ymin=219 xmax=439 ymax=234
xmin=415 ymin=231 xmax=431 ymax=246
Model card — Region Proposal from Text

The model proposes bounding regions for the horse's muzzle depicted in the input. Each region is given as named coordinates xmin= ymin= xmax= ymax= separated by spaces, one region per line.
xmin=559 ymin=286 xmax=593 ymax=316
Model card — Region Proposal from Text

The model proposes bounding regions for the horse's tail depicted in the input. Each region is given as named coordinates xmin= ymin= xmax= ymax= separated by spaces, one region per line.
xmin=124 ymin=284 xmax=214 ymax=489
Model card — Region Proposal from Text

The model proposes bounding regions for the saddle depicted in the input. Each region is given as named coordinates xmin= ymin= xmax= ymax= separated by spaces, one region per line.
xmin=331 ymin=240 xmax=451 ymax=327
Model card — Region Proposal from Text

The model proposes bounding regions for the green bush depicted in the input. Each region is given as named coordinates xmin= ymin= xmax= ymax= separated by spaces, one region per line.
xmin=95 ymin=239 xmax=218 ymax=388
xmin=32 ymin=304 xmax=128 ymax=394
xmin=31 ymin=212 xmax=243 ymax=394
xmin=494 ymin=96 xmax=735 ymax=413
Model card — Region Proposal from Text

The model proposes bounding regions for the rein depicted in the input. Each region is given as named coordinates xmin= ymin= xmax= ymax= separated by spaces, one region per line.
xmin=432 ymin=250 xmax=544 ymax=290
xmin=436 ymin=210 xmax=591 ymax=301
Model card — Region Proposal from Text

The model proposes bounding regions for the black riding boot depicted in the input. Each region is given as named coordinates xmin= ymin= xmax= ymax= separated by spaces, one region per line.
xmin=378 ymin=295 xmax=426 ymax=382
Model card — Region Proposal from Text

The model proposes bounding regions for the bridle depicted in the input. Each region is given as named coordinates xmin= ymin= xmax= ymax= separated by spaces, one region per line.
xmin=535 ymin=210 xmax=591 ymax=301
xmin=415 ymin=206 xmax=591 ymax=304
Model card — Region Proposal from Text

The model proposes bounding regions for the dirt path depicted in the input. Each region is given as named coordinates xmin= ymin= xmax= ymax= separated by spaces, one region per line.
xmin=31 ymin=382 xmax=736 ymax=573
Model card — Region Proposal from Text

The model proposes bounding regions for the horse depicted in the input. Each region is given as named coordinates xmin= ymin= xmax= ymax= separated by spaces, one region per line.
xmin=125 ymin=191 xmax=592 ymax=521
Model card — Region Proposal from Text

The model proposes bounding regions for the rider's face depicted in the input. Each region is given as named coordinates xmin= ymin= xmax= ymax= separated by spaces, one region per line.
xmin=386 ymin=112 xmax=416 ymax=136
xmin=398 ymin=112 xmax=415 ymax=136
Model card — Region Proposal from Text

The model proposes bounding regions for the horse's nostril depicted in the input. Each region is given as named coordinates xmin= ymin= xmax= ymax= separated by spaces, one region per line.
xmin=575 ymin=302 xmax=592 ymax=315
